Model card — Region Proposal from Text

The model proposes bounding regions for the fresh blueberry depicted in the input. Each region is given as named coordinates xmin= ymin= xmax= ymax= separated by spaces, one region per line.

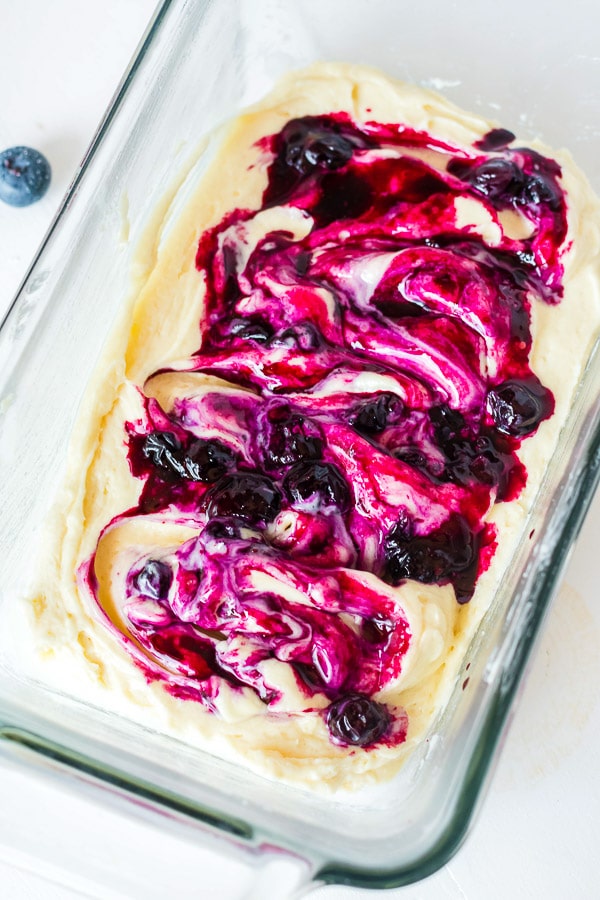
xmin=351 ymin=393 xmax=401 ymax=435
xmin=0 ymin=146 xmax=51 ymax=207
xmin=282 ymin=119 xmax=354 ymax=175
xmin=143 ymin=431 xmax=235 ymax=482
xmin=326 ymin=693 xmax=391 ymax=747
xmin=204 ymin=472 xmax=282 ymax=523
xmin=134 ymin=559 xmax=172 ymax=600
xmin=487 ymin=379 xmax=552 ymax=437
xmin=283 ymin=461 xmax=351 ymax=513
xmin=260 ymin=405 xmax=323 ymax=470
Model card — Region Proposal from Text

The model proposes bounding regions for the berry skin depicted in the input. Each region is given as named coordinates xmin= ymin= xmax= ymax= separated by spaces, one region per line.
xmin=0 ymin=146 xmax=51 ymax=207
xmin=283 ymin=461 xmax=351 ymax=513
xmin=134 ymin=559 xmax=172 ymax=600
xmin=326 ymin=693 xmax=391 ymax=747
xmin=142 ymin=431 xmax=235 ymax=483
xmin=282 ymin=119 xmax=354 ymax=175
xmin=486 ymin=379 xmax=552 ymax=437
xmin=259 ymin=405 xmax=323 ymax=471
xmin=204 ymin=472 xmax=282 ymax=524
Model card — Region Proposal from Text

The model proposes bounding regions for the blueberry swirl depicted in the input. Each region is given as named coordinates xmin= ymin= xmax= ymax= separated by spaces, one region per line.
xmin=85 ymin=105 xmax=565 ymax=752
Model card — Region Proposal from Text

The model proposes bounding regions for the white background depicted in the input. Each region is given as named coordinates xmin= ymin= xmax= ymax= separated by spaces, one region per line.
xmin=1 ymin=2 xmax=600 ymax=897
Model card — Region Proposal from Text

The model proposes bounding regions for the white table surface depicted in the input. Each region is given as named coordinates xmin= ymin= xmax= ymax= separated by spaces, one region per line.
xmin=2 ymin=2 xmax=600 ymax=897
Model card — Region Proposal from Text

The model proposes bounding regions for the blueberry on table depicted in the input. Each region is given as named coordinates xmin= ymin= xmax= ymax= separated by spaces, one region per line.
xmin=326 ymin=693 xmax=391 ymax=747
xmin=0 ymin=146 xmax=51 ymax=207
xmin=134 ymin=559 xmax=172 ymax=600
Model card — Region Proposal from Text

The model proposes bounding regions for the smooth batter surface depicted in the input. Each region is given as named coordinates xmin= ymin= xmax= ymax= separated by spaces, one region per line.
xmin=28 ymin=64 xmax=600 ymax=789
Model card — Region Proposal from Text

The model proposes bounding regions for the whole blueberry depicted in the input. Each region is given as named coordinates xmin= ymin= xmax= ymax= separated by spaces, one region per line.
xmin=282 ymin=119 xmax=354 ymax=175
xmin=283 ymin=460 xmax=351 ymax=513
xmin=271 ymin=321 xmax=322 ymax=351
xmin=448 ymin=156 xmax=524 ymax=203
xmin=326 ymin=693 xmax=391 ymax=747
xmin=142 ymin=431 xmax=235 ymax=483
xmin=204 ymin=472 xmax=282 ymax=524
xmin=486 ymin=379 xmax=552 ymax=437
xmin=260 ymin=405 xmax=323 ymax=471
xmin=351 ymin=393 xmax=401 ymax=435
xmin=0 ymin=146 xmax=51 ymax=207
xmin=384 ymin=512 xmax=475 ymax=587
xmin=134 ymin=559 xmax=172 ymax=600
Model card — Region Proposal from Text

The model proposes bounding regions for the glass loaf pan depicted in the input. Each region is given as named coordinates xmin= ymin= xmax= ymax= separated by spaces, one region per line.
xmin=1 ymin=0 xmax=600 ymax=891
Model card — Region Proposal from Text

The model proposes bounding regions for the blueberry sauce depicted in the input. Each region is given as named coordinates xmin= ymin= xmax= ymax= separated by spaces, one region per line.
xmin=87 ymin=108 xmax=569 ymax=750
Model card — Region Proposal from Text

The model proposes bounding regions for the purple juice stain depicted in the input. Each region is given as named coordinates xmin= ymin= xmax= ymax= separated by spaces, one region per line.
xmin=90 ymin=108 xmax=571 ymax=747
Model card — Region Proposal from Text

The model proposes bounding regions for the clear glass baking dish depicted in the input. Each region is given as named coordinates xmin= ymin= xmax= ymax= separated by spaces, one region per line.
xmin=1 ymin=0 xmax=600 ymax=893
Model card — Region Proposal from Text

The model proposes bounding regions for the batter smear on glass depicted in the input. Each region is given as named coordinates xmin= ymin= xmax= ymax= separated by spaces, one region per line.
xmin=32 ymin=65 xmax=600 ymax=787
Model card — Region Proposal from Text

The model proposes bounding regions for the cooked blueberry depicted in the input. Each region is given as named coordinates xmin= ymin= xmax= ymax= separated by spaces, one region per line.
xmin=295 ymin=251 xmax=312 ymax=276
xmin=205 ymin=473 xmax=282 ymax=523
xmin=517 ymin=174 xmax=562 ymax=211
xmin=183 ymin=439 xmax=236 ymax=482
xmin=362 ymin=616 xmax=394 ymax=644
xmin=0 ymin=146 xmax=51 ymax=207
xmin=429 ymin=404 xmax=466 ymax=445
xmin=142 ymin=431 xmax=185 ymax=477
xmin=475 ymin=128 xmax=516 ymax=151
xmin=134 ymin=559 xmax=172 ymax=600
xmin=260 ymin=405 xmax=323 ymax=470
xmin=326 ymin=693 xmax=391 ymax=747
xmin=351 ymin=393 xmax=401 ymax=435
xmin=384 ymin=512 xmax=476 ymax=589
xmin=487 ymin=379 xmax=553 ymax=436
xmin=271 ymin=321 xmax=322 ymax=351
xmin=448 ymin=157 xmax=524 ymax=202
xmin=394 ymin=447 xmax=429 ymax=473
xmin=203 ymin=519 xmax=242 ymax=540
xmin=283 ymin=461 xmax=351 ymax=513
xmin=229 ymin=317 xmax=273 ymax=343
xmin=313 ymin=171 xmax=373 ymax=224
xmin=282 ymin=119 xmax=354 ymax=174
xmin=143 ymin=431 xmax=235 ymax=482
